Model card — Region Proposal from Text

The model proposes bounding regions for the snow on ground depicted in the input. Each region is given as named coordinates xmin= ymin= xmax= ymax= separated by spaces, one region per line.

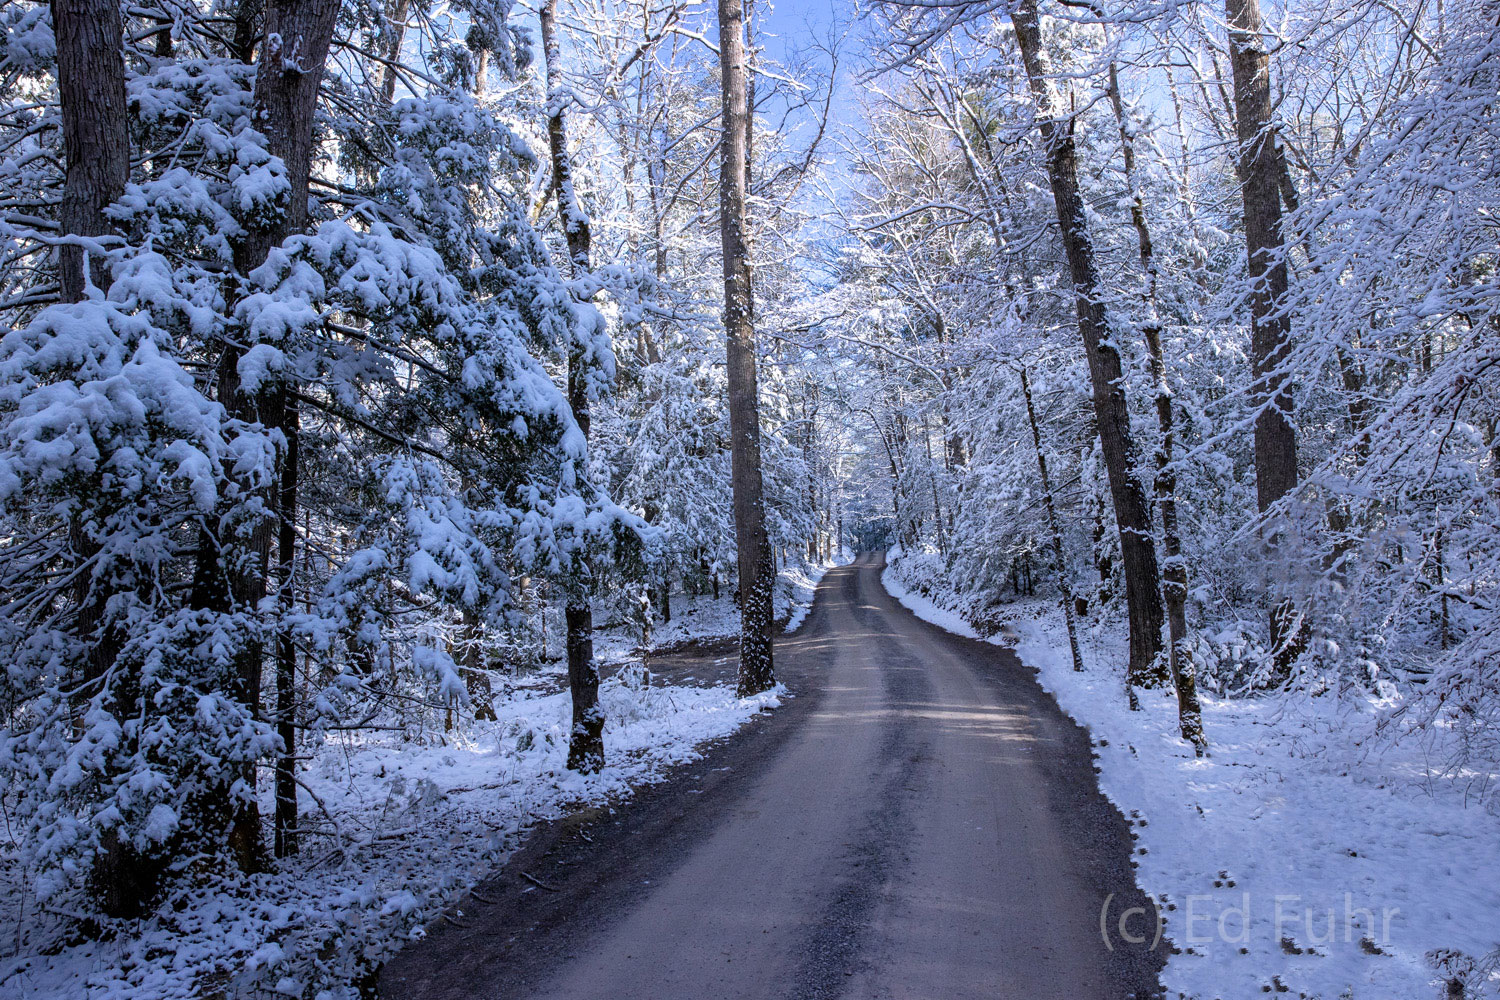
xmin=884 ymin=556 xmax=1500 ymax=1000
xmin=781 ymin=551 xmax=852 ymax=633
xmin=593 ymin=552 xmax=851 ymax=664
xmin=0 ymin=556 xmax=850 ymax=999
xmin=880 ymin=567 xmax=981 ymax=639
xmin=0 ymin=672 xmax=784 ymax=1000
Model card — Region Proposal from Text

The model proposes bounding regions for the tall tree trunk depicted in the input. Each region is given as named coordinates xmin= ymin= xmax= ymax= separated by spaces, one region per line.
xmin=189 ymin=0 xmax=340 ymax=874
xmin=53 ymin=0 xmax=127 ymax=669
xmin=1019 ymin=367 xmax=1086 ymax=676
xmin=719 ymin=0 xmax=775 ymax=696
xmin=1225 ymin=0 xmax=1306 ymax=678
xmin=644 ymin=111 xmax=667 ymax=365
xmin=273 ymin=404 xmax=299 ymax=857
xmin=743 ymin=0 xmax=756 ymax=195
xmin=474 ymin=47 xmax=489 ymax=97
xmin=541 ymin=0 xmax=606 ymax=772
xmin=53 ymin=0 xmax=127 ymax=303
xmin=53 ymin=0 xmax=141 ymax=917
xmin=380 ymin=0 xmax=411 ymax=105
xmin=1107 ymin=63 xmax=1206 ymax=752
xmin=803 ymin=392 xmax=819 ymax=561
xmin=461 ymin=605 xmax=498 ymax=720
xmin=922 ymin=414 xmax=946 ymax=553
xmin=1011 ymin=0 xmax=1166 ymax=687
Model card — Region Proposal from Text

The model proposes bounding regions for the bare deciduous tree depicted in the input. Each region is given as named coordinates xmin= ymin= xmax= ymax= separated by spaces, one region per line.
xmin=1011 ymin=0 xmax=1166 ymax=688
xmin=1225 ymin=0 xmax=1307 ymax=678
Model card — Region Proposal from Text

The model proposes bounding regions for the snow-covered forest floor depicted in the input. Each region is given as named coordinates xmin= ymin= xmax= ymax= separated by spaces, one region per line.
xmin=594 ymin=553 xmax=848 ymax=665
xmin=0 ymin=559 xmax=841 ymax=1000
xmin=884 ymin=553 xmax=1500 ymax=1000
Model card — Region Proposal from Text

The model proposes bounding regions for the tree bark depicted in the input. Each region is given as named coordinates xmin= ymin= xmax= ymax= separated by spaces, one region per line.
xmin=244 ymin=0 xmax=336 ymax=258
xmin=1019 ymin=367 xmax=1085 ymax=675
xmin=242 ymin=0 xmax=337 ymax=869
xmin=52 ymin=0 xmax=143 ymax=917
xmin=1011 ymin=0 xmax=1165 ymax=687
xmin=53 ymin=0 xmax=127 ymax=683
xmin=52 ymin=0 xmax=128 ymax=302
xmin=380 ymin=0 xmax=411 ymax=105
xmin=189 ymin=0 xmax=340 ymax=873
xmin=1107 ymin=63 xmax=1206 ymax=751
xmin=461 ymin=606 xmax=498 ymax=721
xmin=803 ymin=390 xmax=820 ymax=561
xmin=274 ymin=404 xmax=299 ymax=857
xmin=719 ymin=0 xmax=775 ymax=696
xmin=541 ymin=0 xmax=606 ymax=772
xmin=1225 ymin=0 xmax=1306 ymax=678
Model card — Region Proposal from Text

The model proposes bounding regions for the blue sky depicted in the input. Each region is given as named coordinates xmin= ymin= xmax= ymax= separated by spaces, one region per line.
xmin=756 ymin=0 xmax=863 ymax=169
xmin=759 ymin=0 xmax=847 ymax=55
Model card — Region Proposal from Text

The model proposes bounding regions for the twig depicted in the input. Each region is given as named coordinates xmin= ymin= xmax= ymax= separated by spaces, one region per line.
xmin=520 ymin=871 xmax=560 ymax=892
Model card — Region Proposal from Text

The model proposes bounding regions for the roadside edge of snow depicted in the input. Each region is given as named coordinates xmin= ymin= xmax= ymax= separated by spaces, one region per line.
xmin=880 ymin=556 xmax=1500 ymax=1000
xmin=783 ymin=548 xmax=855 ymax=633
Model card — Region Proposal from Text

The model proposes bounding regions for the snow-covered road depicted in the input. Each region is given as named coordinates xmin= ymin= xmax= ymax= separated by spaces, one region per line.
xmin=381 ymin=552 xmax=1162 ymax=998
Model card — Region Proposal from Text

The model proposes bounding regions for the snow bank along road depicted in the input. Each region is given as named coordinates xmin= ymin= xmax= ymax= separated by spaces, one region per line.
xmin=379 ymin=553 xmax=1163 ymax=999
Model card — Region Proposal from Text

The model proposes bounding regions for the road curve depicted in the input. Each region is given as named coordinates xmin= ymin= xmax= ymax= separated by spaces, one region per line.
xmin=379 ymin=552 xmax=1163 ymax=999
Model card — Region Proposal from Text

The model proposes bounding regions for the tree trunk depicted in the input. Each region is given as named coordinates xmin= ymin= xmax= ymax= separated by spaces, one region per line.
xmin=1225 ymin=0 xmax=1306 ymax=679
xmin=1107 ymin=63 xmax=1206 ymax=752
xmin=246 ymin=0 xmax=335 ymax=254
xmin=1091 ymin=486 xmax=1112 ymax=608
xmin=230 ymin=0 xmax=261 ymax=62
xmin=922 ymin=414 xmax=946 ymax=553
xmin=461 ymin=606 xmax=498 ymax=721
xmin=380 ymin=0 xmax=411 ymax=105
xmin=189 ymin=0 xmax=340 ymax=874
xmin=471 ymin=43 xmax=487 ymax=97
xmin=53 ymin=0 xmax=127 ymax=672
xmin=1019 ymin=367 xmax=1086 ymax=676
xmin=718 ymin=0 xmax=775 ymax=696
xmin=274 ymin=404 xmax=299 ymax=857
xmin=242 ymin=0 xmax=337 ymax=869
xmin=564 ymin=604 xmax=603 ymax=771
xmin=52 ymin=0 xmax=128 ymax=302
xmin=541 ymin=0 xmax=606 ymax=772
xmin=802 ymin=393 xmax=819 ymax=561
xmin=644 ymin=107 xmax=668 ymax=366
xmin=53 ymin=0 xmax=142 ymax=916
xmin=1011 ymin=0 xmax=1165 ymax=687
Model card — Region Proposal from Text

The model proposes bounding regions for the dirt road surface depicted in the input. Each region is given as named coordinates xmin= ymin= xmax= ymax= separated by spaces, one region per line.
xmin=379 ymin=553 xmax=1163 ymax=999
